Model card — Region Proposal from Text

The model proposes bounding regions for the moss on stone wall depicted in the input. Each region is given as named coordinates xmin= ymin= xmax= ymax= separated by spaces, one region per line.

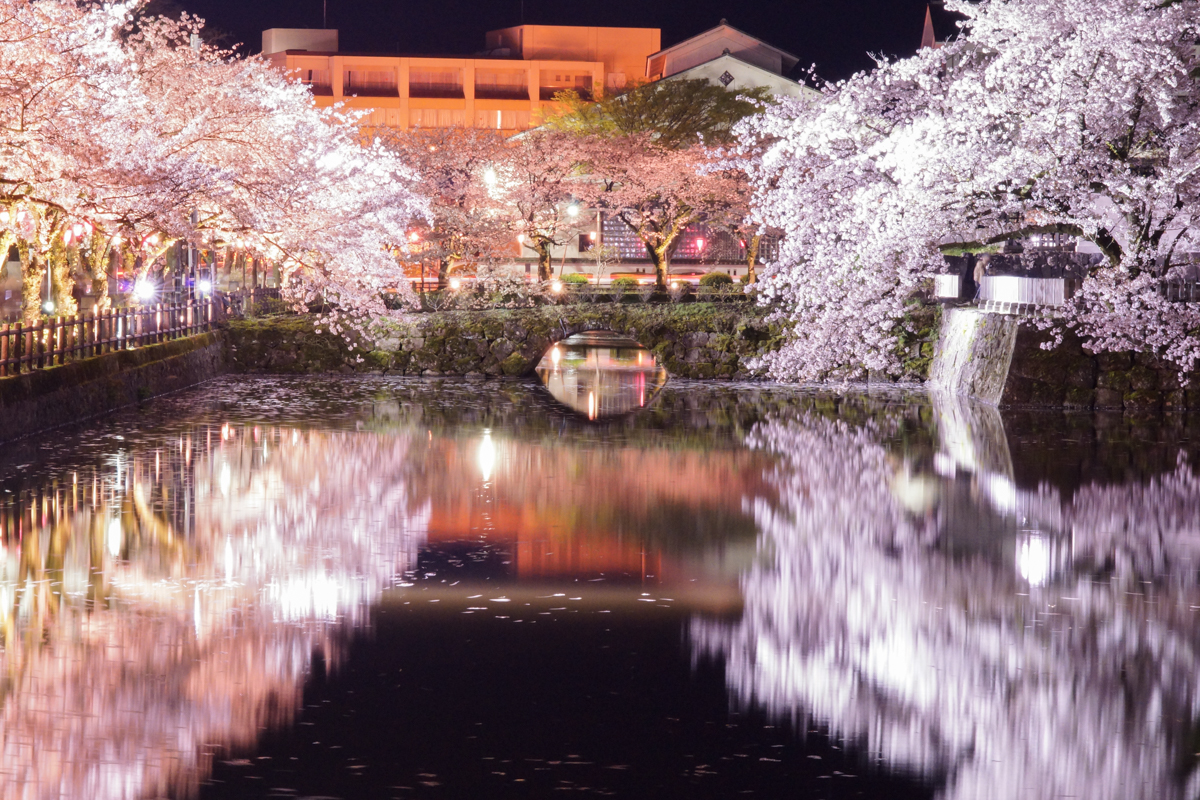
xmin=1000 ymin=323 xmax=1200 ymax=413
xmin=0 ymin=332 xmax=225 ymax=443
xmin=225 ymin=305 xmax=787 ymax=380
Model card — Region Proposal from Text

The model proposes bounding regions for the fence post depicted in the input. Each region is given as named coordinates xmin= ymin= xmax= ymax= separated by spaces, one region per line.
xmin=0 ymin=323 xmax=7 ymax=377
xmin=15 ymin=322 xmax=24 ymax=374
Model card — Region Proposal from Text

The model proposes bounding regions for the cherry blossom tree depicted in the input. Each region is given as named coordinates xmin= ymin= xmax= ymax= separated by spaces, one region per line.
xmin=379 ymin=127 xmax=512 ymax=289
xmin=742 ymin=0 xmax=1200 ymax=380
xmin=0 ymin=0 xmax=427 ymax=329
xmin=490 ymin=131 xmax=590 ymax=282
xmin=582 ymin=137 xmax=747 ymax=289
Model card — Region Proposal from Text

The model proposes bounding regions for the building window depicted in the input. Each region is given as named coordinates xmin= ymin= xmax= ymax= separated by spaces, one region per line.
xmin=473 ymin=109 xmax=531 ymax=130
xmin=410 ymin=108 xmax=466 ymax=128
xmin=410 ymin=68 xmax=464 ymax=99
xmin=343 ymin=69 xmax=397 ymax=97
xmin=300 ymin=69 xmax=332 ymax=95
xmin=475 ymin=70 xmax=528 ymax=100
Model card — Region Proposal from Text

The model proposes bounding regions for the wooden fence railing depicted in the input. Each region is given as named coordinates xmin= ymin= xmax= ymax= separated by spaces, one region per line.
xmin=0 ymin=299 xmax=213 ymax=377
xmin=221 ymin=287 xmax=284 ymax=319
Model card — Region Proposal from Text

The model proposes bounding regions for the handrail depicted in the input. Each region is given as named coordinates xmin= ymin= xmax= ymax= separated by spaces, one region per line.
xmin=0 ymin=298 xmax=214 ymax=378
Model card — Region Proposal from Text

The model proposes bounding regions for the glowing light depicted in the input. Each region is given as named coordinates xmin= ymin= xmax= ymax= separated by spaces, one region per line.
xmin=449 ymin=277 xmax=462 ymax=290
xmin=62 ymin=228 xmax=73 ymax=245
xmin=588 ymin=231 xmax=597 ymax=240
xmin=145 ymin=233 xmax=159 ymax=247
xmin=110 ymin=233 xmax=121 ymax=245
xmin=551 ymin=346 xmax=561 ymax=366
xmin=587 ymin=391 xmax=596 ymax=420
xmin=0 ymin=209 xmax=9 ymax=224
xmin=566 ymin=205 xmax=579 ymax=218
xmin=42 ymin=300 xmax=55 ymax=313
xmin=477 ymin=432 xmax=496 ymax=482
xmin=695 ymin=237 xmax=705 ymax=250
xmin=197 ymin=279 xmax=213 ymax=295
xmin=1017 ymin=534 xmax=1051 ymax=587
xmin=483 ymin=168 xmax=498 ymax=186
xmin=550 ymin=280 xmax=563 ymax=293
xmin=133 ymin=280 xmax=156 ymax=302
xmin=408 ymin=231 xmax=420 ymax=243
xmin=106 ymin=518 xmax=122 ymax=558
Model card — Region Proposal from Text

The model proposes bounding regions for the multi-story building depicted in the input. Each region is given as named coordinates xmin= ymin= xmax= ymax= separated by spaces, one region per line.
xmin=263 ymin=25 xmax=659 ymax=134
xmin=265 ymin=22 xmax=809 ymax=279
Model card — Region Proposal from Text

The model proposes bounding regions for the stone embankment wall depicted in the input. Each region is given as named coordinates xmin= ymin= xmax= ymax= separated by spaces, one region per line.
xmin=931 ymin=307 xmax=1200 ymax=411
xmin=224 ymin=304 xmax=787 ymax=380
xmin=927 ymin=309 xmax=1019 ymax=405
xmin=0 ymin=332 xmax=226 ymax=443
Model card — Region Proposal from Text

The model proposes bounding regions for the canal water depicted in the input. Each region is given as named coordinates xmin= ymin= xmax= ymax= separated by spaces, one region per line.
xmin=2 ymin=340 xmax=1200 ymax=800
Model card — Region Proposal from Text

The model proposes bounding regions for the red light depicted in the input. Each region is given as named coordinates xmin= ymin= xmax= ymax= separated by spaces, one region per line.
xmin=408 ymin=231 xmax=420 ymax=243
xmin=695 ymin=238 xmax=705 ymax=250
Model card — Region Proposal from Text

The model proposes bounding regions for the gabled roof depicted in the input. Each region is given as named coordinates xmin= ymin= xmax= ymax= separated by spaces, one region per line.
xmin=646 ymin=21 xmax=800 ymax=75
xmin=663 ymin=51 xmax=816 ymax=99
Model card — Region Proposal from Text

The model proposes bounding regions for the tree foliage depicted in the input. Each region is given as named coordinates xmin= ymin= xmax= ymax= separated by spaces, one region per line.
xmin=0 ymin=0 xmax=424 ymax=328
xmin=742 ymin=0 xmax=1200 ymax=380
xmin=379 ymin=127 xmax=511 ymax=288
xmin=545 ymin=78 xmax=773 ymax=150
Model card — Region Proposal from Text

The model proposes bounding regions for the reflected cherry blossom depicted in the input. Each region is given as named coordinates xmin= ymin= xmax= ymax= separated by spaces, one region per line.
xmin=693 ymin=397 xmax=1200 ymax=800
xmin=0 ymin=427 xmax=428 ymax=800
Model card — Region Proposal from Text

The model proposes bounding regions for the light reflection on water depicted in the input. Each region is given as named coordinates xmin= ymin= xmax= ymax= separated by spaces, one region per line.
xmin=1 ymin=377 xmax=1200 ymax=798
xmin=0 ymin=425 xmax=427 ymax=799
xmin=535 ymin=332 xmax=668 ymax=419
xmin=693 ymin=395 xmax=1200 ymax=800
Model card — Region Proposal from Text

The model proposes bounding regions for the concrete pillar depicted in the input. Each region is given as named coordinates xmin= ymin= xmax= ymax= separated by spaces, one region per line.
xmin=528 ymin=62 xmax=541 ymax=123
xmin=464 ymin=61 xmax=475 ymax=128
xmin=398 ymin=59 xmax=410 ymax=129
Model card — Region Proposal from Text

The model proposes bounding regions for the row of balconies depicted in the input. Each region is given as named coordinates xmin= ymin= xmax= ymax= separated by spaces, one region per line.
xmin=302 ymin=69 xmax=593 ymax=102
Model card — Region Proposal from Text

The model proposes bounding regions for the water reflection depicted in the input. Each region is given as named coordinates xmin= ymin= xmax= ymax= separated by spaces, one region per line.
xmin=693 ymin=393 xmax=1200 ymax=800
xmin=5 ymin=376 xmax=1200 ymax=798
xmin=0 ymin=426 xmax=428 ymax=800
xmin=535 ymin=331 xmax=668 ymax=419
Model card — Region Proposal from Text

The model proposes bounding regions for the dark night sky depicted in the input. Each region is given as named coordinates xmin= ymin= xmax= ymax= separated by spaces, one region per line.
xmin=176 ymin=0 xmax=939 ymax=84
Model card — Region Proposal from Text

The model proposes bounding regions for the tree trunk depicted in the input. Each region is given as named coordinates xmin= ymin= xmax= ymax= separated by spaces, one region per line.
xmin=535 ymin=243 xmax=554 ymax=282
xmin=646 ymin=244 xmax=670 ymax=289
xmin=745 ymin=234 xmax=760 ymax=284
xmin=51 ymin=241 xmax=77 ymax=317
xmin=19 ymin=244 xmax=45 ymax=324
xmin=85 ymin=232 xmax=112 ymax=312
xmin=437 ymin=258 xmax=451 ymax=289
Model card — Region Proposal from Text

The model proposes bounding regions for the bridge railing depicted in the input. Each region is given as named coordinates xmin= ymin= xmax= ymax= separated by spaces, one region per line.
xmin=0 ymin=298 xmax=214 ymax=378
xmin=935 ymin=274 xmax=1200 ymax=314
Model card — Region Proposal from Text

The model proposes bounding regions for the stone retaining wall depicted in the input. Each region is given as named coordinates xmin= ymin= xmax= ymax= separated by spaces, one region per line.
xmin=930 ymin=308 xmax=1200 ymax=412
xmin=225 ymin=305 xmax=787 ymax=380
xmin=0 ymin=332 xmax=226 ymax=443
xmin=1002 ymin=325 xmax=1200 ymax=412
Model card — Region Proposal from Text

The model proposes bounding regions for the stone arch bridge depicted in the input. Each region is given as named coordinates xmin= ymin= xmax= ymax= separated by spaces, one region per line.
xmin=226 ymin=304 xmax=783 ymax=380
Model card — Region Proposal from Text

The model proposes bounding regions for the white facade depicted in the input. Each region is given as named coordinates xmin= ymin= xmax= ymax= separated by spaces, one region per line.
xmin=663 ymin=53 xmax=817 ymax=101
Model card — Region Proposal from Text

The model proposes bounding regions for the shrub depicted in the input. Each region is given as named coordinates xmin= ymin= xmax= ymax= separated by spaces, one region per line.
xmin=699 ymin=271 xmax=734 ymax=287
xmin=610 ymin=277 xmax=638 ymax=292
xmin=561 ymin=273 xmax=589 ymax=284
